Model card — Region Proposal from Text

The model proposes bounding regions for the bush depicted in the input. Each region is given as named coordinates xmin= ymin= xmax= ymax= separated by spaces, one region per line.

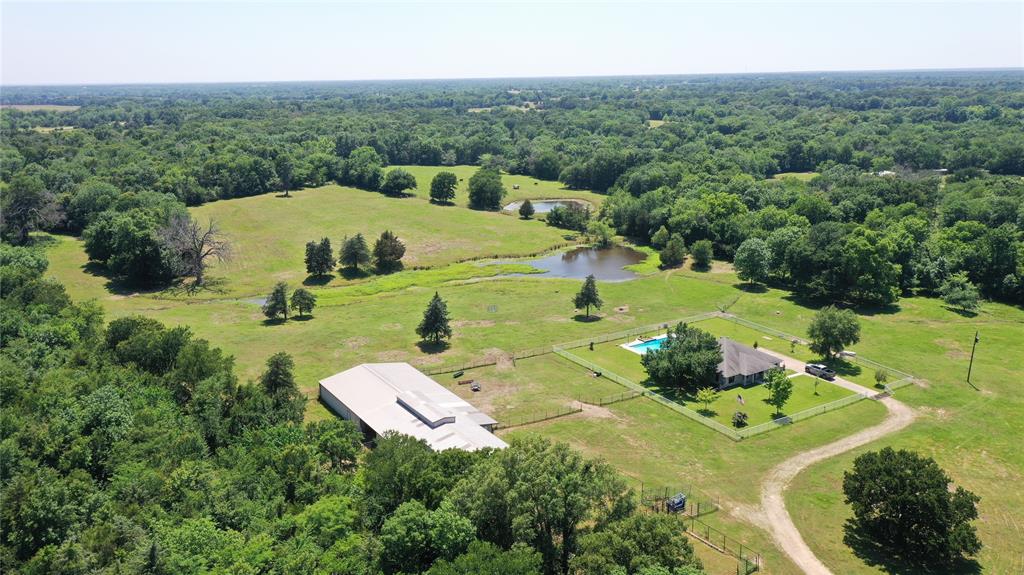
xmin=732 ymin=411 xmax=748 ymax=428
xmin=690 ymin=240 xmax=713 ymax=269
xmin=547 ymin=203 xmax=591 ymax=231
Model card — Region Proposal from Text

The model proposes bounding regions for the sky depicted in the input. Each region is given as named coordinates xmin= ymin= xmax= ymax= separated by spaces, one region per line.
xmin=2 ymin=1 xmax=1022 ymax=86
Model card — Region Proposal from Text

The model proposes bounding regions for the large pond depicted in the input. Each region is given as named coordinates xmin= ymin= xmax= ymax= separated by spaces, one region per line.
xmin=514 ymin=245 xmax=646 ymax=281
xmin=503 ymin=199 xmax=591 ymax=214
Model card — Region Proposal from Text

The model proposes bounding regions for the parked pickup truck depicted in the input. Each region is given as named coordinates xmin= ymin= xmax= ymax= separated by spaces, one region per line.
xmin=805 ymin=363 xmax=837 ymax=380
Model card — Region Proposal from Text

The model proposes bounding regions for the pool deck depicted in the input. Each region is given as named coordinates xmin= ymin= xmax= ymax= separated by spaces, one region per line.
xmin=620 ymin=334 xmax=669 ymax=355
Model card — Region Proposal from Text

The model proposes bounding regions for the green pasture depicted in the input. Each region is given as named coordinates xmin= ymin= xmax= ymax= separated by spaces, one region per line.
xmin=394 ymin=165 xmax=605 ymax=209
xmin=430 ymin=354 xmax=627 ymax=424
xmin=175 ymin=182 xmax=583 ymax=298
xmin=41 ymin=179 xmax=1024 ymax=574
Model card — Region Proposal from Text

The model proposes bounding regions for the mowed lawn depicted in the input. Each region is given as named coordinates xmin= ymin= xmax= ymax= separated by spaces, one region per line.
xmin=184 ymin=182 xmax=581 ymax=297
xmin=430 ymin=353 xmax=627 ymax=424
xmin=42 ymin=186 xmax=1024 ymax=574
xmin=580 ymin=329 xmax=856 ymax=427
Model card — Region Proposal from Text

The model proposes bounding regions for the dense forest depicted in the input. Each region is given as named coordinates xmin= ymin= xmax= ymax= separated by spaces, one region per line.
xmin=2 ymin=71 xmax=1023 ymax=305
xmin=0 ymin=243 xmax=706 ymax=575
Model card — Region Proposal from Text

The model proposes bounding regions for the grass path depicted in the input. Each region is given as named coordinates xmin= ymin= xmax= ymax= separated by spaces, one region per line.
xmin=731 ymin=396 xmax=917 ymax=574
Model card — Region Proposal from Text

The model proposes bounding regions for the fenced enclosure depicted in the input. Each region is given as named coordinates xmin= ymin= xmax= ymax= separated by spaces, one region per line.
xmin=640 ymin=484 xmax=762 ymax=574
xmin=684 ymin=514 xmax=762 ymax=574
xmin=579 ymin=389 xmax=645 ymax=406
xmin=424 ymin=309 xmax=915 ymax=441
xmin=735 ymin=391 xmax=870 ymax=438
xmin=492 ymin=403 xmax=582 ymax=430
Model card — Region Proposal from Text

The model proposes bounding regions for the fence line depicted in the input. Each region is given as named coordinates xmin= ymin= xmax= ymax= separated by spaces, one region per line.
xmin=579 ymin=389 xmax=645 ymax=406
xmin=735 ymin=392 xmax=870 ymax=438
xmin=719 ymin=313 xmax=808 ymax=345
xmin=492 ymin=403 xmax=582 ymax=430
xmin=553 ymin=311 xmax=721 ymax=352
xmin=683 ymin=514 xmax=762 ymax=574
xmin=554 ymin=348 xmax=746 ymax=441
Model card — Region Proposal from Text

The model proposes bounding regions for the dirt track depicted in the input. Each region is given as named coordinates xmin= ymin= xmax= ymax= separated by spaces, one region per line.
xmin=733 ymin=396 xmax=916 ymax=574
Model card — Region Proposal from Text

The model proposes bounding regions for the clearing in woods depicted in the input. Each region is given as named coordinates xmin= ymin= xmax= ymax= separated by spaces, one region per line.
xmin=42 ymin=176 xmax=1024 ymax=574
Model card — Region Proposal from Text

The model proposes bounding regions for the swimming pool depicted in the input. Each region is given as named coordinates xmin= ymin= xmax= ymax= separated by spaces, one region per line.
xmin=623 ymin=335 xmax=668 ymax=354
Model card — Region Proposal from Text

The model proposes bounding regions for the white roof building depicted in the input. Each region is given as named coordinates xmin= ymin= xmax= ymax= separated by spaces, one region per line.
xmin=319 ymin=363 xmax=507 ymax=451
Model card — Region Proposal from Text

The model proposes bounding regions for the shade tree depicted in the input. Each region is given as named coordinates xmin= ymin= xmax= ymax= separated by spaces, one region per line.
xmin=807 ymin=305 xmax=861 ymax=358
xmin=430 ymin=171 xmax=458 ymax=204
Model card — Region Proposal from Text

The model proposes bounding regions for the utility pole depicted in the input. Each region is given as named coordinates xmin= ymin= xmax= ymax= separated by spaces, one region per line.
xmin=967 ymin=330 xmax=980 ymax=390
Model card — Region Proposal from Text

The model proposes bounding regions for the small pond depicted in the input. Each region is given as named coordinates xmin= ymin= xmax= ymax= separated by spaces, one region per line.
xmin=512 ymin=245 xmax=646 ymax=281
xmin=503 ymin=199 xmax=591 ymax=214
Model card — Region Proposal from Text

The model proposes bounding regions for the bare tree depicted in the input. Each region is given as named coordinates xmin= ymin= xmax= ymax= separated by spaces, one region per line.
xmin=161 ymin=215 xmax=230 ymax=286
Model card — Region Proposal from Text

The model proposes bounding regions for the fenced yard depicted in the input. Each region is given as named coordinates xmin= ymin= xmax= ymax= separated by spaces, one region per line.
xmin=432 ymin=310 xmax=915 ymax=440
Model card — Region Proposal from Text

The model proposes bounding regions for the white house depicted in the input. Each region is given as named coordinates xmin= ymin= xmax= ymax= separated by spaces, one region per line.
xmin=319 ymin=362 xmax=507 ymax=451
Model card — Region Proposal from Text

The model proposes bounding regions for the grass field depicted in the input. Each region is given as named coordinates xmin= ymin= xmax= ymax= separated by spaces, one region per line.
xmin=0 ymin=104 xmax=80 ymax=111
xmin=395 ymin=165 xmax=605 ymax=209
xmin=771 ymin=172 xmax=818 ymax=182
xmin=41 ymin=178 xmax=1024 ymax=574
xmin=179 ymin=181 xmax=589 ymax=298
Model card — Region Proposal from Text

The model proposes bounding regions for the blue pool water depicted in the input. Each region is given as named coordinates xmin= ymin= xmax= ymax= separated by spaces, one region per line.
xmin=628 ymin=336 xmax=667 ymax=353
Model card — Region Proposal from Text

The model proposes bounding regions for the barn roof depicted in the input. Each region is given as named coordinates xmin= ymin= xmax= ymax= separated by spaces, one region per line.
xmin=319 ymin=363 xmax=506 ymax=451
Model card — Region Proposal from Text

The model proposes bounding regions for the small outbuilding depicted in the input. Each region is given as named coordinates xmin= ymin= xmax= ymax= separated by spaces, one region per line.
xmin=717 ymin=337 xmax=784 ymax=389
xmin=319 ymin=362 xmax=507 ymax=451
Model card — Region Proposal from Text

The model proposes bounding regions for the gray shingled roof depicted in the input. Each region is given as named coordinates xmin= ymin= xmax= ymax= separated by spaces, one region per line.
xmin=717 ymin=337 xmax=782 ymax=378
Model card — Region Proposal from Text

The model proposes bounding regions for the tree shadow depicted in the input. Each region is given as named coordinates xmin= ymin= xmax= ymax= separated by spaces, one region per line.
xmin=733 ymin=282 xmax=768 ymax=293
xmin=822 ymin=358 xmax=863 ymax=380
xmin=292 ymin=315 xmax=314 ymax=322
xmin=429 ymin=199 xmax=455 ymax=206
xmin=842 ymin=522 xmax=982 ymax=575
xmin=275 ymin=193 xmax=295 ymax=198
xmin=261 ymin=317 xmax=288 ymax=326
xmin=696 ymin=408 xmax=718 ymax=418
xmin=303 ymin=274 xmax=334 ymax=286
xmin=572 ymin=314 xmax=602 ymax=323
xmin=854 ymin=302 xmax=903 ymax=316
xmin=690 ymin=262 xmax=711 ymax=272
xmin=416 ymin=340 xmax=450 ymax=354
xmin=375 ymin=263 xmax=404 ymax=275
xmin=339 ymin=267 xmax=372 ymax=281
xmin=944 ymin=306 xmax=979 ymax=318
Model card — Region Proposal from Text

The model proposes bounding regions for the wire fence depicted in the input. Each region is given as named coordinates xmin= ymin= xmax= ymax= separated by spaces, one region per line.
xmin=719 ymin=313 xmax=808 ymax=345
xmin=422 ymin=345 xmax=556 ymax=376
xmin=640 ymin=485 xmax=761 ymax=574
xmin=735 ymin=392 xmax=871 ymax=438
xmin=552 ymin=311 xmax=721 ymax=351
xmin=492 ymin=403 xmax=582 ymax=430
xmin=640 ymin=484 xmax=720 ymax=517
xmin=554 ymin=348 xmax=746 ymax=441
xmin=579 ymin=389 xmax=645 ymax=406
xmin=683 ymin=514 xmax=762 ymax=574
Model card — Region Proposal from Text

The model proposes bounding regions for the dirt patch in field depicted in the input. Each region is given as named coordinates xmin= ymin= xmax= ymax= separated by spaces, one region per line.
xmin=579 ymin=403 xmax=618 ymax=420
xmin=918 ymin=406 xmax=952 ymax=421
xmin=375 ymin=350 xmax=410 ymax=362
xmin=452 ymin=319 xmax=496 ymax=328
xmin=711 ymin=261 xmax=734 ymax=273
xmin=605 ymin=314 xmax=635 ymax=323
xmin=379 ymin=322 xmax=402 ymax=331
xmin=935 ymin=338 xmax=970 ymax=360
xmin=342 ymin=336 xmax=369 ymax=349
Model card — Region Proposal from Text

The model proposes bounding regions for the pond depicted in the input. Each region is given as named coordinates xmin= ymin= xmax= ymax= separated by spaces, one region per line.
xmin=503 ymin=199 xmax=591 ymax=214
xmin=510 ymin=245 xmax=646 ymax=281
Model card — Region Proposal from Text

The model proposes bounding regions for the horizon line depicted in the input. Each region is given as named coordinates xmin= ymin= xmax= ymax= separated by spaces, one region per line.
xmin=3 ymin=65 xmax=1023 ymax=90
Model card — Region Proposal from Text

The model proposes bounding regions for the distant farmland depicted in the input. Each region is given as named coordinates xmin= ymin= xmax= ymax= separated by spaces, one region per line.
xmin=0 ymin=104 xmax=80 ymax=112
